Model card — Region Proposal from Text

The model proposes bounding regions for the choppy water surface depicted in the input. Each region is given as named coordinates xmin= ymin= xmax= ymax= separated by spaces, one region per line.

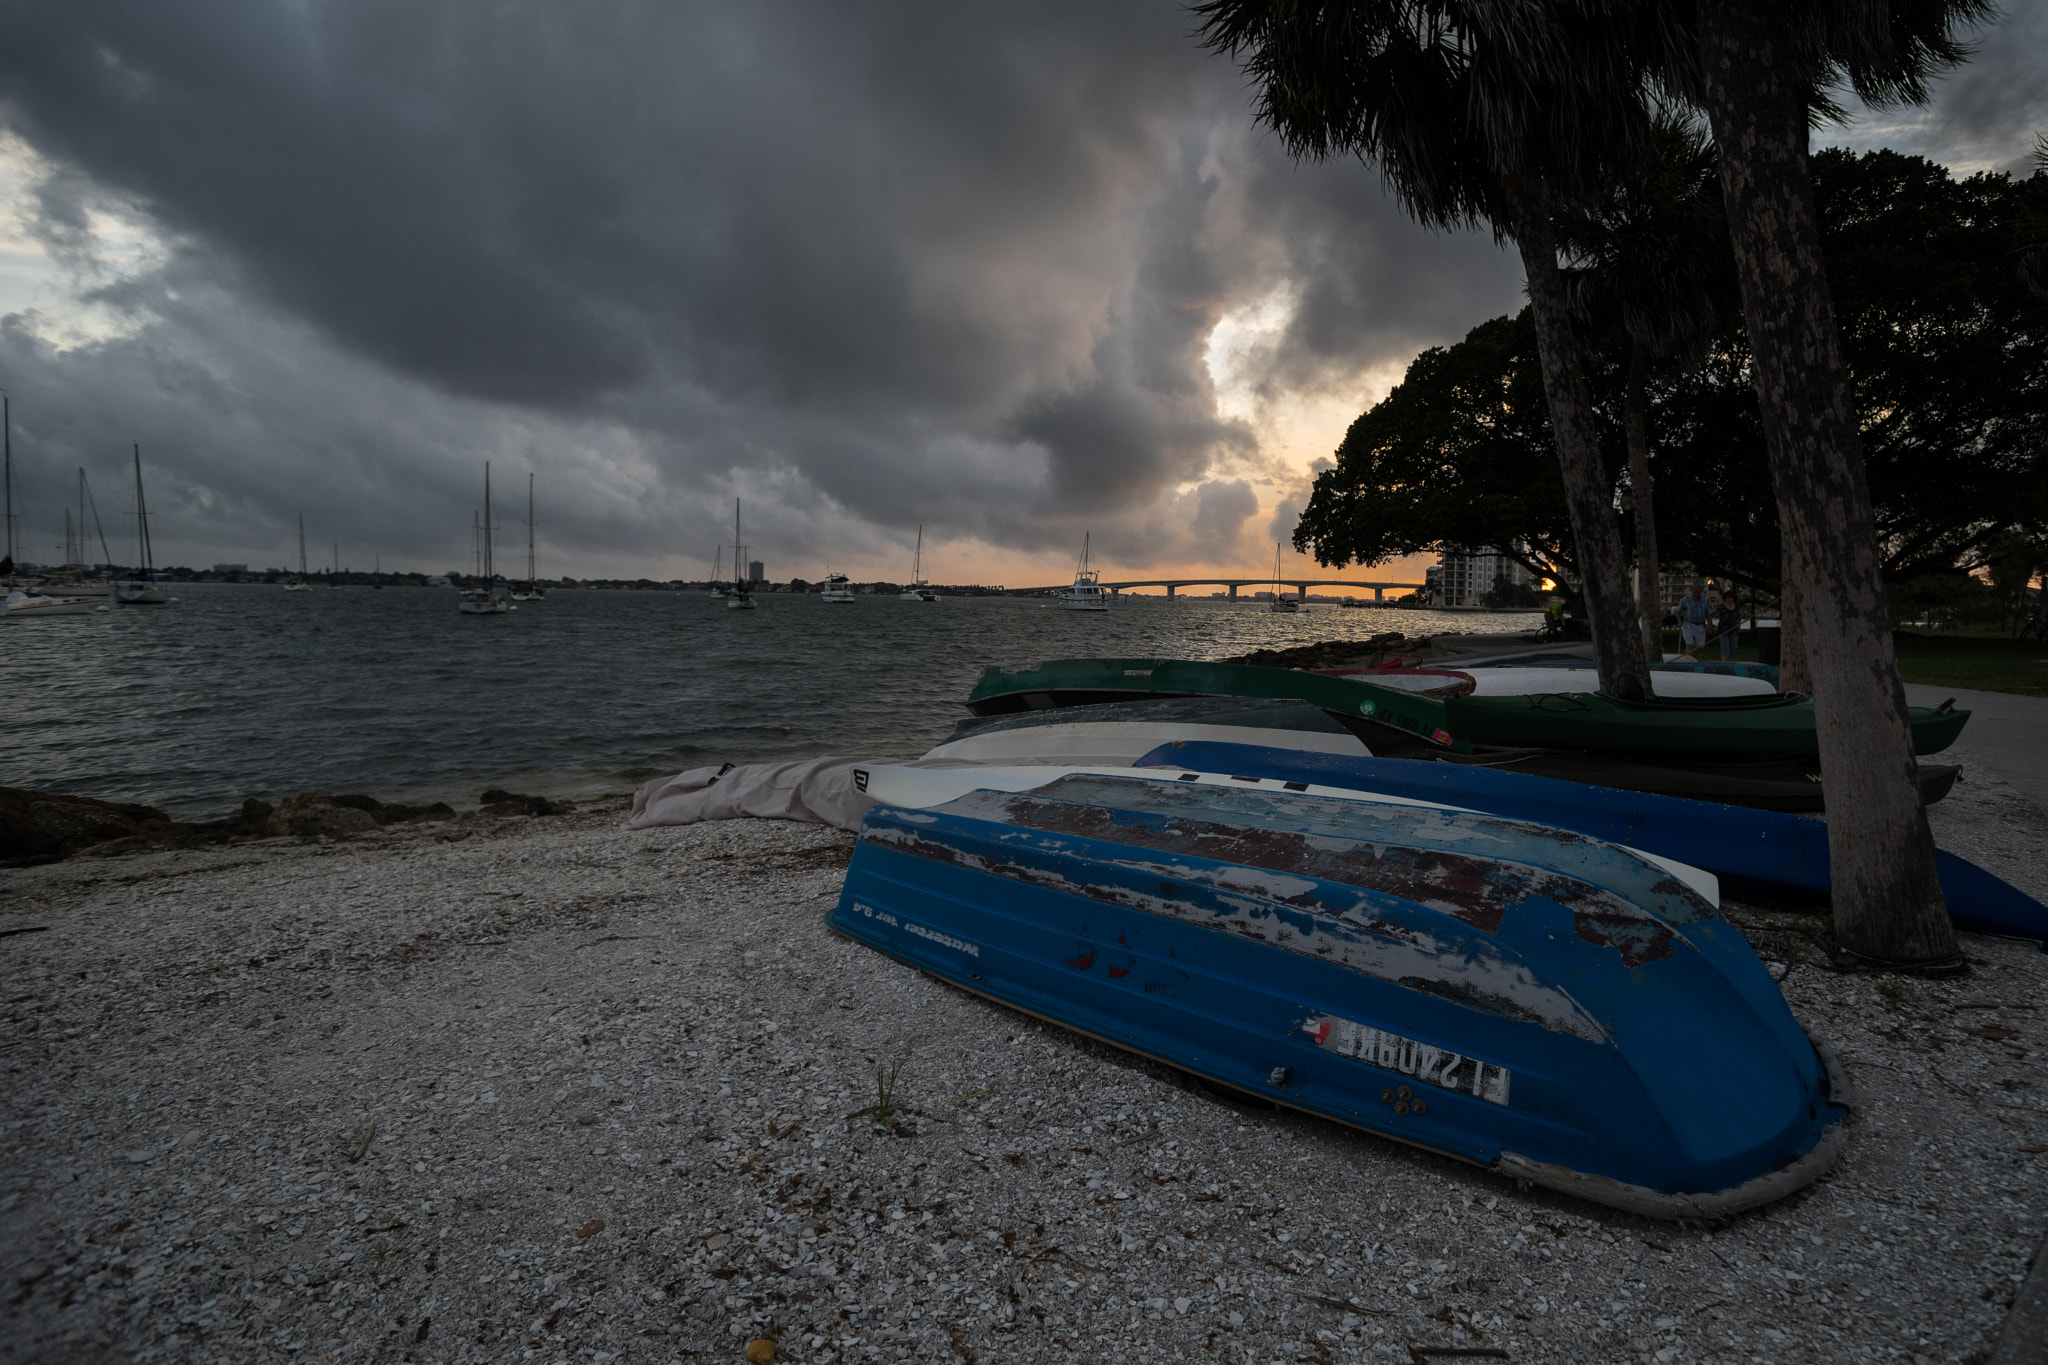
xmin=1 ymin=585 xmax=1539 ymax=815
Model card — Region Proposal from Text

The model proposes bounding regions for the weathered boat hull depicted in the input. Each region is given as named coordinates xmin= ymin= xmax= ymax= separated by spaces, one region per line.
xmin=925 ymin=697 xmax=1371 ymax=766
xmin=831 ymin=767 xmax=1847 ymax=1216
xmin=962 ymin=660 xmax=1958 ymax=810
xmin=1445 ymin=690 xmax=1969 ymax=759
xmin=1136 ymin=740 xmax=2044 ymax=946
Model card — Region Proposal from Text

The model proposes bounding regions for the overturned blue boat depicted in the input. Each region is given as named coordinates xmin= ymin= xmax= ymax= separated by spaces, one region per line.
xmin=830 ymin=765 xmax=1849 ymax=1218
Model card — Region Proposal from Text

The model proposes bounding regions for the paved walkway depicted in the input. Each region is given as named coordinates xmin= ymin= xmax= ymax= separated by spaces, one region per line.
xmin=1906 ymin=682 xmax=2048 ymax=815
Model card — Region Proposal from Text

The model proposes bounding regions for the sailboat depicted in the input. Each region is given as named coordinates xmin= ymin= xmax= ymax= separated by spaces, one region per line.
xmin=114 ymin=445 xmax=169 ymax=605
xmin=1058 ymin=533 xmax=1108 ymax=611
xmin=1268 ymin=542 xmax=1301 ymax=613
xmin=726 ymin=499 xmax=756 ymax=610
xmin=899 ymin=525 xmax=939 ymax=601
xmin=705 ymin=545 xmax=727 ymax=598
xmin=331 ymin=540 xmax=343 ymax=587
xmin=283 ymin=515 xmax=311 ymax=590
xmin=512 ymin=473 xmax=546 ymax=600
xmin=458 ymin=463 xmax=510 ymax=615
xmin=1 ymin=397 xmax=16 ymax=587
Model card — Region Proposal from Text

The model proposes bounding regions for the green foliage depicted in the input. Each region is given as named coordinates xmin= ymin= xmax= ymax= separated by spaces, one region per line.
xmin=1481 ymin=573 xmax=1543 ymax=608
xmin=1300 ymin=148 xmax=2048 ymax=590
xmin=1294 ymin=311 xmax=1576 ymax=587
xmin=873 ymin=1062 xmax=903 ymax=1124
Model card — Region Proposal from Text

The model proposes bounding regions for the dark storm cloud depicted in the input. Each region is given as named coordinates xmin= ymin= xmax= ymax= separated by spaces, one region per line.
xmin=0 ymin=0 xmax=1532 ymax=574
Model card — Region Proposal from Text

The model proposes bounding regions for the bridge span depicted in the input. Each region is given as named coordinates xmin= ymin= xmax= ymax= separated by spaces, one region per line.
xmin=1006 ymin=578 xmax=1426 ymax=601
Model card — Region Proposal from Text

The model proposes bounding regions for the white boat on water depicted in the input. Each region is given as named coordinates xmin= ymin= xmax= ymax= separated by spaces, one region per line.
xmin=899 ymin=525 xmax=938 ymax=601
xmin=820 ymin=571 xmax=855 ymax=603
xmin=3 ymin=589 xmax=95 ymax=618
xmin=1059 ymin=533 xmax=1108 ymax=612
xmin=726 ymin=500 xmax=756 ymax=610
xmin=458 ymin=463 xmax=510 ymax=615
xmin=1268 ymin=542 xmax=1300 ymax=613
xmin=114 ymin=444 xmax=169 ymax=605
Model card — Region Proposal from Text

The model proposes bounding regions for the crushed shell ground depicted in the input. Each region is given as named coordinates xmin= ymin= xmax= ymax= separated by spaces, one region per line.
xmin=2 ymin=742 xmax=2043 ymax=1365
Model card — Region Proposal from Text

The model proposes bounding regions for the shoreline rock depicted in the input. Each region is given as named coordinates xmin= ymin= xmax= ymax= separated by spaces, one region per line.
xmin=0 ymin=785 xmax=551 ymax=866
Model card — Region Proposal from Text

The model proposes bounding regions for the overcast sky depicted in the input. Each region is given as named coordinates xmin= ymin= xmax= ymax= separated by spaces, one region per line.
xmin=0 ymin=2 xmax=2041 ymax=586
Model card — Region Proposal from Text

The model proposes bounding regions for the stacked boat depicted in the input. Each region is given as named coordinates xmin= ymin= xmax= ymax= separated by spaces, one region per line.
xmin=630 ymin=643 xmax=2045 ymax=1217
xmin=963 ymin=656 xmax=1967 ymax=811
xmin=831 ymin=760 xmax=1853 ymax=1216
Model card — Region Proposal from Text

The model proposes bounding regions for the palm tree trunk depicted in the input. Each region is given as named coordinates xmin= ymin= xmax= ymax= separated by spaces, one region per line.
xmin=1776 ymin=575 xmax=1812 ymax=694
xmin=1505 ymin=183 xmax=1653 ymax=699
xmin=1694 ymin=0 xmax=1955 ymax=968
xmin=1624 ymin=343 xmax=1662 ymax=663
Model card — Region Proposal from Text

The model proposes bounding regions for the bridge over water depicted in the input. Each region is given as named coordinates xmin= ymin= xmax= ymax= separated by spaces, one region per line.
xmin=1005 ymin=578 xmax=1426 ymax=601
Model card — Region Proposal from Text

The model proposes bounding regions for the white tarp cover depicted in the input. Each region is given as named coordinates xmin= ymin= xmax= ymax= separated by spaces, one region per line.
xmin=628 ymin=756 xmax=1020 ymax=833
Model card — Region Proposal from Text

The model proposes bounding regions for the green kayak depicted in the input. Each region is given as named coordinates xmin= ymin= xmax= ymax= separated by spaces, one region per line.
xmin=965 ymin=658 xmax=1458 ymax=751
xmin=1443 ymin=689 xmax=1969 ymax=759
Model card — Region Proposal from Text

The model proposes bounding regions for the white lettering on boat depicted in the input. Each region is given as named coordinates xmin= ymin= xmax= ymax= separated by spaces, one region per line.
xmin=903 ymin=921 xmax=981 ymax=958
xmin=1301 ymin=1013 xmax=1511 ymax=1106
xmin=851 ymin=901 xmax=898 ymax=927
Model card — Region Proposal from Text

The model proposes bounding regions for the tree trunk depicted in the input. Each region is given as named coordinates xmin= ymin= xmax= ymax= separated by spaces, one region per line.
xmin=1694 ymin=0 xmax=1955 ymax=968
xmin=1505 ymin=186 xmax=1653 ymax=700
xmin=1624 ymin=343 xmax=1663 ymax=663
xmin=1776 ymin=574 xmax=1812 ymax=694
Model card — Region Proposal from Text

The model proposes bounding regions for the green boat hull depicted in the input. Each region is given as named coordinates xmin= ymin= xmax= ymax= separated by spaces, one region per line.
xmin=966 ymin=658 xmax=1457 ymax=752
xmin=1443 ymin=690 xmax=1968 ymax=759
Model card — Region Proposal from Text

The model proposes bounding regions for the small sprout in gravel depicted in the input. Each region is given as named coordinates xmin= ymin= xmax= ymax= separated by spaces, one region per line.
xmin=875 ymin=1060 xmax=904 ymax=1123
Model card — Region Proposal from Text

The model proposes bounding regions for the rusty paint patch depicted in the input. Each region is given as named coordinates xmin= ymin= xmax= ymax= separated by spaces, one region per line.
xmin=859 ymin=820 xmax=1607 ymax=1041
xmin=1107 ymin=966 xmax=1131 ymax=978
xmin=980 ymin=790 xmax=1649 ymax=939
xmin=1573 ymin=908 xmax=1676 ymax=968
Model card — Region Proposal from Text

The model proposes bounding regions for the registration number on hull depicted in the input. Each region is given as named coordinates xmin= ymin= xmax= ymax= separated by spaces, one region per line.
xmin=1302 ymin=1013 xmax=1511 ymax=1106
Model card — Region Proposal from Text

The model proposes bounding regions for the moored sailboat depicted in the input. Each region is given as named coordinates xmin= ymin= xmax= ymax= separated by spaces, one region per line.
xmin=726 ymin=500 xmax=756 ymax=610
xmin=1268 ymin=542 xmax=1299 ymax=612
xmin=899 ymin=525 xmax=938 ymax=601
xmin=512 ymin=473 xmax=546 ymax=600
xmin=114 ymin=445 xmax=169 ymax=605
xmin=458 ymin=463 xmax=510 ymax=615
xmin=283 ymin=515 xmax=311 ymax=590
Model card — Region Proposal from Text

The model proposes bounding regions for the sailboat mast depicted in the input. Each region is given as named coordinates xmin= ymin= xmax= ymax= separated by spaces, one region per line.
xmin=526 ymin=472 xmax=536 ymax=585
xmin=733 ymin=498 xmax=744 ymax=590
xmin=298 ymin=514 xmax=307 ymax=577
xmin=133 ymin=444 xmax=152 ymax=574
xmin=4 ymin=396 xmax=13 ymax=564
xmin=83 ymin=470 xmax=111 ymax=568
xmin=483 ymin=462 xmax=494 ymax=587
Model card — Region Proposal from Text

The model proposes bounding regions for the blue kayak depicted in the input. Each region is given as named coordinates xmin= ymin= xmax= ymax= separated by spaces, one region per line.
xmin=1135 ymin=740 xmax=2047 ymax=948
xmin=832 ymin=765 xmax=1847 ymax=1217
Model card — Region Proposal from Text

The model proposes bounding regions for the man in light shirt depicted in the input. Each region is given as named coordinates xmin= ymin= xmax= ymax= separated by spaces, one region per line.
xmin=1676 ymin=580 xmax=1713 ymax=658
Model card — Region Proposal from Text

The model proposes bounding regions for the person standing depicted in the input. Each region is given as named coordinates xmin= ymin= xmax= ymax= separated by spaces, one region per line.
xmin=1715 ymin=592 xmax=1742 ymax=660
xmin=1676 ymin=580 xmax=1713 ymax=658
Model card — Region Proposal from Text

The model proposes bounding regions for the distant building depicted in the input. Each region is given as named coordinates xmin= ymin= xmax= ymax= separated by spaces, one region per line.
xmin=212 ymin=563 xmax=248 ymax=573
xmin=1433 ymin=547 xmax=1533 ymax=607
xmin=748 ymin=560 xmax=765 ymax=585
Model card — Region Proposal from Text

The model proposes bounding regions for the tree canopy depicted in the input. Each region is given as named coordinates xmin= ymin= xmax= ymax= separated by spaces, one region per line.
xmin=1295 ymin=148 xmax=2048 ymax=592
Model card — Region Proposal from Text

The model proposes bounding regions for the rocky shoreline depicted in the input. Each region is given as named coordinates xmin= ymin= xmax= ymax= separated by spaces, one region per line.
xmin=0 ymin=786 xmax=575 ymax=866
xmin=2 ymin=752 xmax=2044 ymax=1364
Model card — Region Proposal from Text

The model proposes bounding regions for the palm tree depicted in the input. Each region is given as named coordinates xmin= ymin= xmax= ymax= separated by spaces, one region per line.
xmin=1555 ymin=111 xmax=1736 ymax=664
xmin=1642 ymin=0 xmax=1987 ymax=969
xmin=1196 ymin=0 xmax=1656 ymax=700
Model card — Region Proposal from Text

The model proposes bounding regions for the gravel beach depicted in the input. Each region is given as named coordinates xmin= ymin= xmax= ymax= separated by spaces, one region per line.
xmin=4 ymin=753 xmax=2044 ymax=1365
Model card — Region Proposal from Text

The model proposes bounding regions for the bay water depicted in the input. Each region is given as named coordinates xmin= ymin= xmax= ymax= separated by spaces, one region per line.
xmin=1 ymin=585 xmax=1539 ymax=816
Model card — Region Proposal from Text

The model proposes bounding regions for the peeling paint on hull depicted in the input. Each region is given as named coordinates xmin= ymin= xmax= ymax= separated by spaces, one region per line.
xmin=830 ymin=770 xmax=1845 ymax=1210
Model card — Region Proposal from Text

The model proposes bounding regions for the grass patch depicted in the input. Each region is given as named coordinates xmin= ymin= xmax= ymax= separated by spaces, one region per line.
xmin=1892 ymin=631 xmax=2048 ymax=697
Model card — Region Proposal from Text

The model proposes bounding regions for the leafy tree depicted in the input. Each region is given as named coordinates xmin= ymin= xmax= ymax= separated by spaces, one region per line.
xmin=1297 ymin=310 xmax=1577 ymax=588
